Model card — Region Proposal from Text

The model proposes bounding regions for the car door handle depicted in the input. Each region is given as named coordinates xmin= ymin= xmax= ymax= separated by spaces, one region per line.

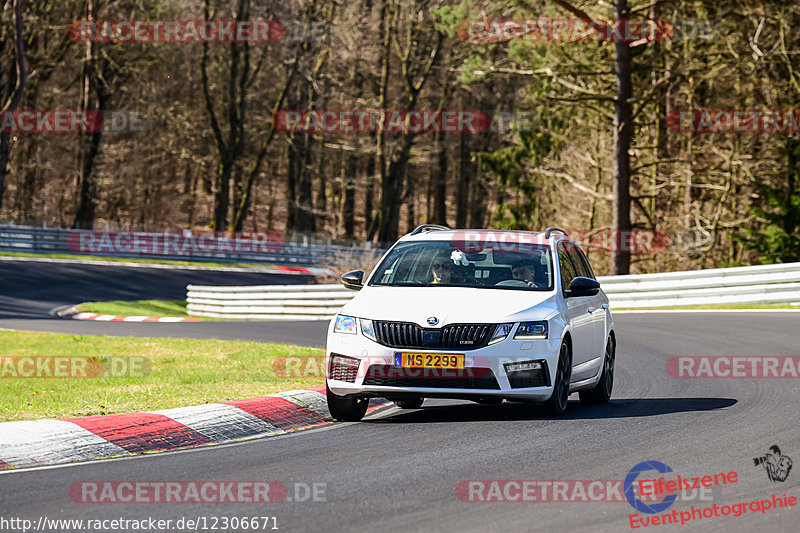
xmin=587 ymin=306 xmax=596 ymax=313
xmin=601 ymin=303 xmax=609 ymax=310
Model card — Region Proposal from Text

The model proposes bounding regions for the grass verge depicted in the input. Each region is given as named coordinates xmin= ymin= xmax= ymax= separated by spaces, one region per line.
xmin=74 ymin=300 xmax=244 ymax=321
xmin=0 ymin=330 xmax=325 ymax=422
xmin=77 ymin=300 xmax=200 ymax=318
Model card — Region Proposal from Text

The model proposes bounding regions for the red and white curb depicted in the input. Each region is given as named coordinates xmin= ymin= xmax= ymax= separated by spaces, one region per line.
xmin=58 ymin=306 xmax=201 ymax=323
xmin=0 ymin=386 xmax=391 ymax=471
xmin=272 ymin=265 xmax=337 ymax=277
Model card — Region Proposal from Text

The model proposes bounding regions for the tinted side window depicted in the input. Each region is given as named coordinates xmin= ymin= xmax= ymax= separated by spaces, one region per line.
xmin=564 ymin=242 xmax=591 ymax=279
xmin=575 ymin=247 xmax=596 ymax=279
xmin=557 ymin=244 xmax=577 ymax=289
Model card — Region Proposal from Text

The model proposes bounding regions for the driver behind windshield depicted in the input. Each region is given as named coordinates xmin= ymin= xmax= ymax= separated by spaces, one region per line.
xmin=511 ymin=259 xmax=550 ymax=288
xmin=431 ymin=253 xmax=454 ymax=284
xmin=511 ymin=264 xmax=536 ymax=287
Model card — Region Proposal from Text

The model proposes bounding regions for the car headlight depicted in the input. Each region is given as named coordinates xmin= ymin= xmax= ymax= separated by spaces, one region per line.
xmin=360 ymin=318 xmax=377 ymax=341
xmin=488 ymin=323 xmax=514 ymax=345
xmin=514 ymin=321 xmax=548 ymax=340
xmin=333 ymin=315 xmax=357 ymax=335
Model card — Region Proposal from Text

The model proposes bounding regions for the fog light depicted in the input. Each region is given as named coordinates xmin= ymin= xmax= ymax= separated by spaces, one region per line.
xmin=332 ymin=355 xmax=360 ymax=368
xmin=506 ymin=361 xmax=542 ymax=372
xmin=504 ymin=359 xmax=549 ymax=389
xmin=329 ymin=353 xmax=360 ymax=382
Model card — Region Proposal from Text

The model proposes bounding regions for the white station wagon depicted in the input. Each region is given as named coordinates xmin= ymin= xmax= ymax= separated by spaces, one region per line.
xmin=325 ymin=225 xmax=616 ymax=421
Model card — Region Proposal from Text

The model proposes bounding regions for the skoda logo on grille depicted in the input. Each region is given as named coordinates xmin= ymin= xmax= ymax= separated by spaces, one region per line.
xmin=427 ymin=316 xmax=439 ymax=326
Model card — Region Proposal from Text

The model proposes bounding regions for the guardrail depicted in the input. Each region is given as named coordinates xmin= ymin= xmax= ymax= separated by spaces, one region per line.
xmin=599 ymin=262 xmax=800 ymax=308
xmin=0 ymin=224 xmax=382 ymax=268
xmin=186 ymin=262 xmax=800 ymax=319
xmin=186 ymin=284 xmax=355 ymax=320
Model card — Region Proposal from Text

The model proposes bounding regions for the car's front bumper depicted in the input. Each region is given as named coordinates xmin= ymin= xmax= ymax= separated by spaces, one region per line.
xmin=325 ymin=325 xmax=562 ymax=401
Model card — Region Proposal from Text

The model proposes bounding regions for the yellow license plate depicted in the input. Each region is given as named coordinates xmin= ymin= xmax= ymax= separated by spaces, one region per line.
xmin=394 ymin=352 xmax=465 ymax=369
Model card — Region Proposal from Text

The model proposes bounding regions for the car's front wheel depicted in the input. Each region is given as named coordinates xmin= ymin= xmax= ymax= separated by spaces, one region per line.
xmin=394 ymin=398 xmax=424 ymax=409
xmin=326 ymin=384 xmax=369 ymax=421
xmin=579 ymin=335 xmax=615 ymax=405
xmin=541 ymin=341 xmax=572 ymax=416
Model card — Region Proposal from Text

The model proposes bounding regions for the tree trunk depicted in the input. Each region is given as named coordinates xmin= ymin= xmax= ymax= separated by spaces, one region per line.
xmin=366 ymin=0 xmax=392 ymax=241
xmin=433 ymin=129 xmax=447 ymax=225
xmin=212 ymin=157 xmax=232 ymax=230
xmin=293 ymin=109 xmax=316 ymax=232
xmin=0 ymin=0 xmax=28 ymax=212
xmin=611 ymin=0 xmax=633 ymax=275
xmin=456 ymin=130 xmax=472 ymax=227
xmin=377 ymin=132 xmax=414 ymax=242
xmin=404 ymin=163 xmax=413 ymax=232
xmin=201 ymin=0 xmax=252 ymax=231
xmin=315 ymin=147 xmax=328 ymax=230
xmin=74 ymin=0 xmax=106 ymax=229
xmin=364 ymin=134 xmax=376 ymax=234
xmin=469 ymin=173 xmax=488 ymax=228
xmin=285 ymin=142 xmax=297 ymax=233
xmin=342 ymin=154 xmax=357 ymax=238
xmin=548 ymin=0 xmax=634 ymax=273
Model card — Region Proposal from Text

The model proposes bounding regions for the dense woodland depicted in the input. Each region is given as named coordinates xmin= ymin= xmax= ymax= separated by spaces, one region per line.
xmin=1 ymin=0 xmax=799 ymax=275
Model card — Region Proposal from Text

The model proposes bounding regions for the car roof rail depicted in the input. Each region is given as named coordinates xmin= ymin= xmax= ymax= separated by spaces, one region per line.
xmin=544 ymin=227 xmax=569 ymax=239
xmin=409 ymin=224 xmax=451 ymax=236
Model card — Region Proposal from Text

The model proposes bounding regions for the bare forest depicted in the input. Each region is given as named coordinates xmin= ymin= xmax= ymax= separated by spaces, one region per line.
xmin=1 ymin=0 xmax=799 ymax=275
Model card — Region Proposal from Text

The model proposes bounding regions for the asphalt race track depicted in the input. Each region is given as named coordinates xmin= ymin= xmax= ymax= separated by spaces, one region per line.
xmin=0 ymin=259 xmax=324 ymax=346
xmin=1 ymin=260 xmax=799 ymax=532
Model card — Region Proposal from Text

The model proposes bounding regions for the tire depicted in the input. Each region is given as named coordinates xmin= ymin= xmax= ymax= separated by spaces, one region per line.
xmin=542 ymin=341 xmax=572 ymax=416
xmin=474 ymin=397 xmax=503 ymax=405
xmin=326 ymin=384 xmax=369 ymax=421
xmin=579 ymin=335 xmax=615 ymax=405
xmin=394 ymin=398 xmax=424 ymax=409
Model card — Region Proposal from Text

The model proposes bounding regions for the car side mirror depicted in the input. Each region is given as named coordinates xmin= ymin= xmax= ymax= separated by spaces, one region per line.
xmin=341 ymin=270 xmax=365 ymax=291
xmin=565 ymin=276 xmax=600 ymax=297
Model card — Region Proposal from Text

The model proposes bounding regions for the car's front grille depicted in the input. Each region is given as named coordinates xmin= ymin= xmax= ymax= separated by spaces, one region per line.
xmin=373 ymin=321 xmax=495 ymax=350
xmin=329 ymin=354 xmax=359 ymax=383
xmin=362 ymin=365 xmax=500 ymax=389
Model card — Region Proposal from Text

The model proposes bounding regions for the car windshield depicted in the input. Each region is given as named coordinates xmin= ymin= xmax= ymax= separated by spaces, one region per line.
xmin=369 ymin=240 xmax=554 ymax=290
